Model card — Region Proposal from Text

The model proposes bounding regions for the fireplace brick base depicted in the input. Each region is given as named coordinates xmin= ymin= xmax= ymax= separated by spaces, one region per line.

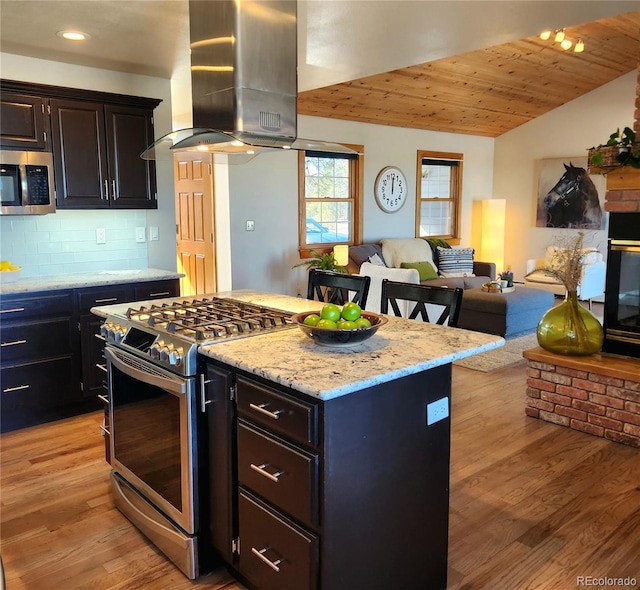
xmin=523 ymin=347 xmax=640 ymax=448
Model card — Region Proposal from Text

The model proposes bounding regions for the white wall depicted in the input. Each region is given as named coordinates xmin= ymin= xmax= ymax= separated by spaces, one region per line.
xmin=0 ymin=52 xmax=177 ymax=275
xmin=493 ymin=70 xmax=637 ymax=281
xmin=229 ymin=116 xmax=495 ymax=296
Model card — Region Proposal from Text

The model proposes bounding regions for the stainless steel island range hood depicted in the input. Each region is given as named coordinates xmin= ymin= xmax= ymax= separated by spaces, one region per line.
xmin=142 ymin=0 xmax=355 ymax=162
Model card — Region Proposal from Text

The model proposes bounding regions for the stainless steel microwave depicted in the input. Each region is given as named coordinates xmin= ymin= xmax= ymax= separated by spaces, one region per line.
xmin=0 ymin=150 xmax=56 ymax=215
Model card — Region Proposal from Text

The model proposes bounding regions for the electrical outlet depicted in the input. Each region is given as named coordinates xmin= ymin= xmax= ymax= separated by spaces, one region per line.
xmin=149 ymin=226 xmax=159 ymax=241
xmin=246 ymin=220 xmax=255 ymax=231
xmin=96 ymin=228 xmax=106 ymax=244
xmin=426 ymin=397 xmax=449 ymax=426
xmin=135 ymin=227 xmax=146 ymax=243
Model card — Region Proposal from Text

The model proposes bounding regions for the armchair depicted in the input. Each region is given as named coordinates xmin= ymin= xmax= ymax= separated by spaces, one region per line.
xmin=524 ymin=246 xmax=606 ymax=307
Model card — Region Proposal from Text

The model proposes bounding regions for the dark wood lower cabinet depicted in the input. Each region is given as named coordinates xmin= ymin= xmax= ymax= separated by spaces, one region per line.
xmin=238 ymin=490 xmax=318 ymax=590
xmin=0 ymin=278 xmax=179 ymax=434
xmin=203 ymin=360 xmax=452 ymax=590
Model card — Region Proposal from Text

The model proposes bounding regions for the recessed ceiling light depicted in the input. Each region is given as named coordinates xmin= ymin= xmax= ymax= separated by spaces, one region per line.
xmin=57 ymin=30 xmax=90 ymax=41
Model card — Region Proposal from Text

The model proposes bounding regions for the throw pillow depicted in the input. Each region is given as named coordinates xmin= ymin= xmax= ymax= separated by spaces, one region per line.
xmin=350 ymin=244 xmax=386 ymax=268
xmin=400 ymin=261 xmax=438 ymax=281
xmin=436 ymin=247 xmax=475 ymax=277
xmin=368 ymin=253 xmax=386 ymax=266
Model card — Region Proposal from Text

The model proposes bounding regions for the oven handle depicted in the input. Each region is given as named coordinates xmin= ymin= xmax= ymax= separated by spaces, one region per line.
xmin=105 ymin=347 xmax=187 ymax=396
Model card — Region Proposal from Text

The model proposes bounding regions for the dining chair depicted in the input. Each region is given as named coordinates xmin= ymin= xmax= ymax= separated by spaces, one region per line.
xmin=380 ymin=279 xmax=463 ymax=327
xmin=306 ymin=269 xmax=371 ymax=308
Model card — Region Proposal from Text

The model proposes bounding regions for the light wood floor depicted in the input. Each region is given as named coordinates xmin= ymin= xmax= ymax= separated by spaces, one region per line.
xmin=2 ymin=360 xmax=639 ymax=589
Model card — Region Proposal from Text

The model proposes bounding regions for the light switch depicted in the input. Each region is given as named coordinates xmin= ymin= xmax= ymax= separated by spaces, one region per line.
xmin=135 ymin=227 xmax=146 ymax=243
xmin=149 ymin=226 xmax=159 ymax=241
xmin=246 ymin=220 xmax=255 ymax=231
xmin=96 ymin=228 xmax=106 ymax=244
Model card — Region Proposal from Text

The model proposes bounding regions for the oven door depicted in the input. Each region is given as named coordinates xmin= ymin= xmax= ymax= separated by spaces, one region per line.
xmin=106 ymin=346 xmax=198 ymax=535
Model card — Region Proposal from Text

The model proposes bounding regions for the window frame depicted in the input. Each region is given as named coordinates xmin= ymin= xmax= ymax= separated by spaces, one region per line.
xmin=415 ymin=150 xmax=463 ymax=244
xmin=298 ymin=143 xmax=364 ymax=258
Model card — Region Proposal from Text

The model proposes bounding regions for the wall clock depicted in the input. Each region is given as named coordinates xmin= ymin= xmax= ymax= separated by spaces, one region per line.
xmin=374 ymin=166 xmax=407 ymax=213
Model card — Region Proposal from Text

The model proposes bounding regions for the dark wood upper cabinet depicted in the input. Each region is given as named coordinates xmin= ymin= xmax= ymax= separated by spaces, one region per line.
xmin=105 ymin=104 xmax=157 ymax=209
xmin=0 ymin=79 xmax=161 ymax=210
xmin=51 ymin=99 xmax=157 ymax=209
xmin=0 ymin=92 xmax=50 ymax=150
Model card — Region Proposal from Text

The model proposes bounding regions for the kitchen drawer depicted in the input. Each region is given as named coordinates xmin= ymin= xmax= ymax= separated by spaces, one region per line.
xmin=238 ymin=422 xmax=318 ymax=527
xmin=238 ymin=490 xmax=318 ymax=590
xmin=1 ymin=356 xmax=79 ymax=431
xmin=77 ymin=285 xmax=134 ymax=313
xmin=0 ymin=291 xmax=73 ymax=321
xmin=237 ymin=377 xmax=318 ymax=447
xmin=134 ymin=279 xmax=179 ymax=301
xmin=0 ymin=318 xmax=74 ymax=364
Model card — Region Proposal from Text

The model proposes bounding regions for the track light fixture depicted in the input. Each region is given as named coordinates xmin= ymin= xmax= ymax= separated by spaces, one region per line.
xmin=539 ymin=28 xmax=585 ymax=53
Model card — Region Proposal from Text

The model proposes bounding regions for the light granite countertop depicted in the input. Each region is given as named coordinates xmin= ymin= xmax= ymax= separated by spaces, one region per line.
xmin=93 ymin=289 xmax=504 ymax=401
xmin=0 ymin=268 xmax=183 ymax=295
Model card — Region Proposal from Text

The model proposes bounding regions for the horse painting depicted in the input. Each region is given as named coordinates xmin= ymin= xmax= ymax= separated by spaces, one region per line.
xmin=539 ymin=162 xmax=603 ymax=229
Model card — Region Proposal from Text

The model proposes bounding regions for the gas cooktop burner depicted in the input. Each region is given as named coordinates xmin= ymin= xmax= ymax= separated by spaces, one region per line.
xmin=125 ymin=297 xmax=294 ymax=342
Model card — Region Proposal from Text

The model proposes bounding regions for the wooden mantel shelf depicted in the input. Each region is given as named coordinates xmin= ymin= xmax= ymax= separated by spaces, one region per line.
xmin=590 ymin=166 xmax=640 ymax=191
xmin=523 ymin=346 xmax=640 ymax=382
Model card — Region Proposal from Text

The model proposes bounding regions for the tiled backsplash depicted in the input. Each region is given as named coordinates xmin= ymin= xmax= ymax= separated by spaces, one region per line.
xmin=0 ymin=210 xmax=149 ymax=278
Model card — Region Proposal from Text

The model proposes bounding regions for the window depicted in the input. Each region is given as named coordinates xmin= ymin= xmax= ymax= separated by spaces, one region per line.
xmin=415 ymin=150 xmax=463 ymax=241
xmin=298 ymin=144 xmax=364 ymax=256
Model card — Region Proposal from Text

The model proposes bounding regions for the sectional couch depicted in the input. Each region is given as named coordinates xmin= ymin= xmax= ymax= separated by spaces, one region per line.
xmin=347 ymin=238 xmax=496 ymax=289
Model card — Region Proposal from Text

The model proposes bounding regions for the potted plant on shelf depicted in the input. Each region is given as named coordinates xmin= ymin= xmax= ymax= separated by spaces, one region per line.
xmin=499 ymin=270 xmax=514 ymax=288
xmin=588 ymin=126 xmax=640 ymax=171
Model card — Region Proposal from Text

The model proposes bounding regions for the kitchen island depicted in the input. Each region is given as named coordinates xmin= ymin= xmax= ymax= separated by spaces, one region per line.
xmin=196 ymin=292 xmax=503 ymax=590
xmin=92 ymin=289 xmax=503 ymax=590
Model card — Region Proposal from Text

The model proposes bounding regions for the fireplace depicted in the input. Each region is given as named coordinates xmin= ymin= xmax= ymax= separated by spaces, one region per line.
xmin=602 ymin=212 xmax=640 ymax=358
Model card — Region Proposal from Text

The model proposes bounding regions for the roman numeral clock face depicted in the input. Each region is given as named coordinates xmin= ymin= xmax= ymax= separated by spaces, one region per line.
xmin=374 ymin=166 xmax=407 ymax=213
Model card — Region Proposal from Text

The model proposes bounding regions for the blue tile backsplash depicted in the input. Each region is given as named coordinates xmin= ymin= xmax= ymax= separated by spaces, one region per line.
xmin=0 ymin=210 xmax=149 ymax=278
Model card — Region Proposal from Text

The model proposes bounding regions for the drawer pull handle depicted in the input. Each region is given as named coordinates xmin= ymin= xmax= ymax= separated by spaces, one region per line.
xmin=96 ymin=363 xmax=107 ymax=373
xmin=95 ymin=297 xmax=118 ymax=304
xmin=3 ymin=384 xmax=30 ymax=393
xmin=1 ymin=339 xmax=27 ymax=347
xmin=99 ymin=424 xmax=110 ymax=436
xmin=251 ymin=547 xmax=282 ymax=573
xmin=250 ymin=463 xmax=284 ymax=483
xmin=148 ymin=292 xmax=170 ymax=298
xmin=97 ymin=394 xmax=109 ymax=404
xmin=249 ymin=403 xmax=283 ymax=420
xmin=0 ymin=307 xmax=25 ymax=314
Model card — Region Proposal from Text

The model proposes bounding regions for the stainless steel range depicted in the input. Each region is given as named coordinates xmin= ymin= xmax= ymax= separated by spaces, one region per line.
xmin=101 ymin=297 xmax=295 ymax=579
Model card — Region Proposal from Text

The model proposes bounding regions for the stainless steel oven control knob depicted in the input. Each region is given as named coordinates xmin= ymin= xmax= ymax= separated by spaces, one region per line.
xmin=168 ymin=347 xmax=183 ymax=366
xmin=150 ymin=341 xmax=163 ymax=359
xmin=159 ymin=344 xmax=172 ymax=362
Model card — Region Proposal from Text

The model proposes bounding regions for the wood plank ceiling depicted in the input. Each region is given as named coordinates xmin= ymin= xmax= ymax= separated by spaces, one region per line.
xmin=298 ymin=11 xmax=640 ymax=137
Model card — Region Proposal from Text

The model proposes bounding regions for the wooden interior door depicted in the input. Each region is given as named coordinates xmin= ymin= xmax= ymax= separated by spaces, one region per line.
xmin=174 ymin=153 xmax=217 ymax=295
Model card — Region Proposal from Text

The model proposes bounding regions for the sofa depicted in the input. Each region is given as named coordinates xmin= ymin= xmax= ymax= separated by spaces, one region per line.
xmin=348 ymin=238 xmax=496 ymax=290
xmin=348 ymin=238 xmax=495 ymax=317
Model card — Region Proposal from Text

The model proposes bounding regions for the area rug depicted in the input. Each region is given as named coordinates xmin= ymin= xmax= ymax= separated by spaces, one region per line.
xmin=453 ymin=332 xmax=539 ymax=372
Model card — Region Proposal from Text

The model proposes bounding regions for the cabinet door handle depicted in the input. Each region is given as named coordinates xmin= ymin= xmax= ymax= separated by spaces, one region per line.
xmin=249 ymin=403 xmax=283 ymax=420
xmin=97 ymin=394 xmax=109 ymax=404
xmin=148 ymin=292 xmax=170 ymax=298
xmin=250 ymin=463 xmax=284 ymax=483
xmin=95 ymin=297 xmax=118 ymax=304
xmin=99 ymin=423 xmax=110 ymax=436
xmin=1 ymin=339 xmax=27 ymax=347
xmin=112 ymin=180 xmax=117 ymax=200
xmin=96 ymin=363 xmax=107 ymax=373
xmin=104 ymin=179 xmax=109 ymax=200
xmin=200 ymin=374 xmax=212 ymax=413
xmin=3 ymin=384 xmax=29 ymax=393
xmin=251 ymin=547 xmax=282 ymax=573
xmin=0 ymin=307 xmax=25 ymax=314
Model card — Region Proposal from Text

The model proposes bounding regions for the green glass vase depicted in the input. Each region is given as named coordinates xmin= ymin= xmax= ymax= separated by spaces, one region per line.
xmin=536 ymin=290 xmax=604 ymax=356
